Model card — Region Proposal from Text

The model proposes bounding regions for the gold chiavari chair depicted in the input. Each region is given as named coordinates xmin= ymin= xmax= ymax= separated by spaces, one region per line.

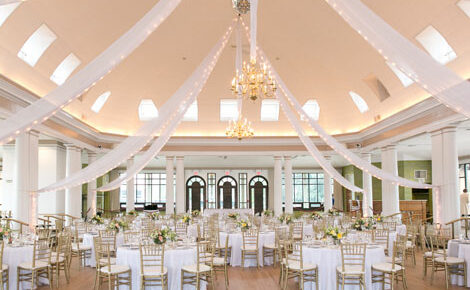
xmin=431 ymin=235 xmax=467 ymax=289
xmin=336 ymin=243 xmax=367 ymax=290
xmin=263 ymin=226 xmax=284 ymax=266
xmin=423 ymin=234 xmax=444 ymax=278
xmin=181 ymin=240 xmax=215 ymax=290
xmin=372 ymin=241 xmax=408 ymax=289
xmin=175 ymin=222 xmax=188 ymax=239
xmin=0 ymin=241 xmax=9 ymax=290
xmin=36 ymin=228 xmax=51 ymax=241
xmin=212 ymin=235 xmax=230 ymax=290
xmin=241 ymin=228 xmax=260 ymax=268
xmin=17 ymin=239 xmax=52 ymax=289
xmin=283 ymin=240 xmax=319 ymax=290
xmin=373 ymin=228 xmax=390 ymax=256
xmin=94 ymin=239 xmax=132 ymax=289
xmin=71 ymin=227 xmax=92 ymax=268
xmin=99 ymin=230 xmax=117 ymax=257
xmin=50 ymin=233 xmax=70 ymax=287
xmin=382 ymin=221 xmax=397 ymax=232
xmin=139 ymin=243 xmax=168 ymax=289
xmin=124 ymin=231 xmax=139 ymax=243
xmin=290 ymin=221 xmax=303 ymax=240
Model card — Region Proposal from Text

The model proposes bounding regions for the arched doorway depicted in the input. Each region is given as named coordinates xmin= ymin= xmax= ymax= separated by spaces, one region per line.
xmin=217 ymin=176 xmax=237 ymax=209
xmin=249 ymin=176 xmax=269 ymax=214
xmin=186 ymin=176 xmax=206 ymax=211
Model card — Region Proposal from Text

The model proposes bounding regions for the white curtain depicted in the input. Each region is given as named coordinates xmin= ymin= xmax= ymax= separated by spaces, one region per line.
xmin=97 ymin=25 xmax=234 ymax=192
xmin=36 ymin=21 xmax=237 ymax=194
xmin=0 ymin=0 xmax=23 ymax=5
xmin=324 ymin=0 xmax=470 ymax=119
xmin=0 ymin=0 xmax=181 ymax=144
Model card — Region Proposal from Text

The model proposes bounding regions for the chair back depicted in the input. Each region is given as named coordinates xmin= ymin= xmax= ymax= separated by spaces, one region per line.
xmin=290 ymin=221 xmax=303 ymax=240
xmin=285 ymin=240 xmax=304 ymax=270
xmin=139 ymin=243 xmax=165 ymax=276
xmin=373 ymin=229 xmax=389 ymax=250
xmin=99 ymin=230 xmax=117 ymax=252
xmin=340 ymin=243 xmax=366 ymax=273
xmin=33 ymin=238 xmax=51 ymax=268
xmin=36 ymin=228 xmax=51 ymax=241
xmin=124 ymin=231 xmax=139 ymax=243
xmin=242 ymin=228 xmax=259 ymax=250
xmin=175 ymin=222 xmax=188 ymax=238
xmin=196 ymin=241 xmax=215 ymax=272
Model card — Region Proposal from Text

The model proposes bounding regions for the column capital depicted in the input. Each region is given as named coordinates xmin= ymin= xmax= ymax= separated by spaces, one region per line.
xmin=27 ymin=129 xmax=40 ymax=138
xmin=283 ymin=155 xmax=292 ymax=161
xmin=273 ymin=156 xmax=283 ymax=161
xmin=64 ymin=143 xmax=81 ymax=151
xmin=430 ymin=125 xmax=458 ymax=136
xmin=176 ymin=156 xmax=184 ymax=161
xmin=87 ymin=150 xmax=97 ymax=157
xmin=381 ymin=144 xmax=396 ymax=151
xmin=166 ymin=156 xmax=174 ymax=161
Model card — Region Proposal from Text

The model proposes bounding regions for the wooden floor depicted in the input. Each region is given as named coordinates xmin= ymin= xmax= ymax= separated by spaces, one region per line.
xmin=37 ymin=249 xmax=465 ymax=289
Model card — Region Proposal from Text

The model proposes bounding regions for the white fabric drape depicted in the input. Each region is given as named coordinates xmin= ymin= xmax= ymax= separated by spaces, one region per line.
xmin=36 ymin=21 xmax=236 ymax=194
xmin=97 ymin=25 xmax=234 ymax=192
xmin=236 ymin=18 xmax=243 ymax=115
xmin=0 ymin=0 xmax=23 ymax=5
xmin=324 ymin=0 xmax=470 ymax=119
xmin=249 ymin=0 xmax=258 ymax=62
xmin=0 ymin=0 xmax=181 ymax=144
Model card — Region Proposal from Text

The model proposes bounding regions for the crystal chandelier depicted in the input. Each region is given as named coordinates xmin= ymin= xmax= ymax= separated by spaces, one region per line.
xmin=232 ymin=0 xmax=250 ymax=14
xmin=231 ymin=59 xmax=277 ymax=102
xmin=225 ymin=116 xmax=254 ymax=140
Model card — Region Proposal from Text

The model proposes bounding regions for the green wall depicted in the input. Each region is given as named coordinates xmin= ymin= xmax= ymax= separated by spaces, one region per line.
xmin=81 ymin=163 xmax=109 ymax=217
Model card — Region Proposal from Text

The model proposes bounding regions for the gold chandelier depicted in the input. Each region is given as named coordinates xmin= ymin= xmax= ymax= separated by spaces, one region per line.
xmin=231 ymin=59 xmax=277 ymax=102
xmin=225 ymin=116 xmax=254 ymax=140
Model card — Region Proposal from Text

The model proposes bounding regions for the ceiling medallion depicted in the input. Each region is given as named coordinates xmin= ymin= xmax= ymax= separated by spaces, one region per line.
xmin=225 ymin=116 xmax=254 ymax=140
xmin=232 ymin=0 xmax=250 ymax=15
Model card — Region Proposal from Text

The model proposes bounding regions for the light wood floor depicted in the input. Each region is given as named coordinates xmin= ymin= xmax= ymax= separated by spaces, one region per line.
xmin=37 ymin=250 xmax=465 ymax=289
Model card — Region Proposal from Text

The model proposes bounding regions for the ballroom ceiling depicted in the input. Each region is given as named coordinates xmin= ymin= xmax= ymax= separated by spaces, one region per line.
xmin=0 ymin=0 xmax=468 ymax=137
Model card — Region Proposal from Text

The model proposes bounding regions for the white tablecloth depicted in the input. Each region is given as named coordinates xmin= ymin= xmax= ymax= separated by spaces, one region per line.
xmin=396 ymin=224 xmax=407 ymax=236
xmin=219 ymin=231 xmax=275 ymax=267
xmin=83 ymin=233 xmax=125 ymax=267
xmin=116 ymin=246 xmax=205 ymax=290
xmin=203 ymin=209 xmax=253 ymax=217
xmin=448 ymin=240 xmax=470 ymax=287
xmin=303 ymin=246 xmax=385 ymax=290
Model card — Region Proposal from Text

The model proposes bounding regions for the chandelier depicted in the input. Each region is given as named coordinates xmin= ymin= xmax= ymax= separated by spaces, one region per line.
xmin=225 ymin=116 xmax=254 ymax=140
xmin=231 ymin=59 xmax=277 ymax=102
xmin=232 ymin=0 xmax=250 ymax=14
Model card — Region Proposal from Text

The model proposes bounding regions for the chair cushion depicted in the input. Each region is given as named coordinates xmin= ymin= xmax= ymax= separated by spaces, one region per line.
xmin=182 ymin=263 xmax=211 ymax=273
xmin=434 ymin=256 xmax=465 ymax=264
xmin=241 ymin=245 xmax=257 ymax=251
xmin=287 ymin=261 xmax=317 ymax=271
xmin=99 ymin=257 xmax=116 ymax=265
xmin=213 ymin=257 xmax=226 ymax=265
xmin=372 ymin=262 xmax=403 ymax=272
xmin=50 ymin=255 xmax=66 ymax=264
xmin=1 ymin=264 xmax=8 ymax=271
xmin=384 ymin=256 xmax=403 ymax=264
xmin=142 ymin=266 xmax=168 ymax=276
xmin=263 ymin=244 xmax=277 ymax=249
xmin=18 ymin=260 xmax=49 ymax=270
xmin=100 ymin=265 xmax=131 ymax=275
xmin=72 ymin=243 xmax=92 ymax=251
xmin=336 ymin=265 xmax=365 ymax=275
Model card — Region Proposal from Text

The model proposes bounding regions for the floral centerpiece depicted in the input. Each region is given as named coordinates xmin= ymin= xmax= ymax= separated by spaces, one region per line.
xmin=262 ymin=210 xmax=274 ymax=217
xmin=150 ymin=228 xmax=177 ymax=245
xmin=227 ymin=213 xmax=239 ymax=220
xmin=0 ymin=227 xmax=11 ymax=241
xmin=236 ymin=219 xmax=251 ymax=231
xmin=373 ymin=214 xmax=382 ymax=223
xmin=353 ymin=218 xmax=375 ymax=231
xmin=325 ymin=226 xmax=345 ymax=241
xmin=310 ymin=212 xmax=322 ymax=220
xmin=150 ymin=212 xmax=162 ymax=220
xmin=278 ymin=214 xmax=292 ymax=225
xmin=107 ymin=219 xmax=129 ymax=232
xmin=127 ymin=209 xmax=138 ymax=216
xmin=182 ymin=214 xmax=192 ymax=225
xmin=191 ymin=210 xmax=201 ymax=217
xmin=91 ymin=215 xmax=104 ymax=225
xmin=328 ymin=209 xmax=340 ymax=216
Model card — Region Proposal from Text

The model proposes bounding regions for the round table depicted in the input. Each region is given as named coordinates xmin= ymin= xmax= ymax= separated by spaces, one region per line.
xmin=448 ymin=239 xmax=470 ymax=286
xmin=82 ymin=233 xmax=125 ymax=267
xmin=116 ymin=246 xmax=205 ymax=290
xmin=302 ymin=245 xmax=385 ymax=290
xmin=219 ymin=231 xmax=275 ymax=267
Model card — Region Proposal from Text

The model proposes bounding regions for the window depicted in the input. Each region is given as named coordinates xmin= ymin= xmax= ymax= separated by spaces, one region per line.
xmin=302 ymin=100 xmax=320 ymax=121
xmin=458 ymin=0 xmax=470 ymax=18
xmin=0 ymin=3 xmax=20 ymax=27
xmin=91 ymin=91 xmax=111 ymax=113
xmin=260 ymin=99 xmax=280 ymax=121
xmin=138 ymin=99 xmax=158 ymax=121
xmin=183 ymin=100 xmax=198 ymax=121
xmin=293 ymin=172 xmax=324 ymax=207
xmin=220 ymin=99 xmax=239 ymax=121
xmin=18 ymin=24 xmax=57 ymax=67
xmin=459 ymin=164 xmax=470 ymax=193
xmin=239 ymin=173 xmax=248 ymax=208
xmin=120 ymin=173 xmax=166 ymax=205
xmin=386 ymin=62 xmax=414 ymax=87
xmin=207 ymin=173 xmax=216 ymax=209
xmin=415 ymin=25 xmax=457 ymax=65
xmin=349 ymin=91 xmax=369 ymax=113
xmin=50 ymin=53 xmax=81 ymax=85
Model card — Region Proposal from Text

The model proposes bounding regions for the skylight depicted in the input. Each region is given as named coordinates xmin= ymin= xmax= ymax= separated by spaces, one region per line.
xmin=0 ymin=3 xmax=20 ymax=27
xmin=458 ymin=0 xmax=470 ymax=18
xmin=50 ymin=53 xmax=81 ymax=85
xmin=220 ymin=99 xmax=239 ymax=121
xmin=415 ymin=25 xmax=457 ymax=65
xmin=91 ymin=91 xmax=111 ymax=113
xmin=386 ymin=62 xmax=414 ymax=87
xmin=18 ymin=24 xmax=57 ymax=67
xmin=138 ymin=99 xmax=159 ymax=121
xmin=302 ymin=100 xmax=320 ymax=121
xmin=260 ymin=99 xmax=280 ymax=121
xmin=349 ymin=91 xmax=369 ymax=113
xmin=183 ymin=100 xmax=198 ymax=121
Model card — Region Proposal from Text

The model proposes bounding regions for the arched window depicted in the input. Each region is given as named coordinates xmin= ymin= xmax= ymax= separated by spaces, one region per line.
xmin=249 ymin=176 xmax=269 ymax=214
xmin=186 ymin=176 xmax=206 ymax=211
xmin=217 ymin=176 xmax=238 ymax=209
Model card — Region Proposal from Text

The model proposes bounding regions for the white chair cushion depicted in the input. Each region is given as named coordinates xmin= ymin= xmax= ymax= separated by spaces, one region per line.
xmin=336 ymin=265 xmax=365 ymax=275
xmin=263 ymin=244 xmax=277 ymax=249
xmin=18 ymin=260 xmax=49 ymax=270
xmin=1 ymin=264 xmax=8 ymax=271
xmin=384 ymin=256 xmax=403 ymax=264
xmin=213 ymin=257 xmax=226 ymax=265
xmin=287 ymin=261 xmax=317 ymax=271
xmin=372 ymin=262 xmax=403 ymax=272
xmin=241 ymin=245 xmax=257 ymax=251
xmin=434 ymin=256 xmax=465 ymax=264
xmin=182 ymin=263 xmax=211 ymax=273
xmin=142 ymin=266 xmax=168 ymax=276
xmin=99 ymin=257 xmax=116 ymax=265
xmin=100 ymin=264 xmax=130 ymax=275
xmin=50 ymin=255 xmax=66 ymax=264
xmin=72 ymin=243 xmax=92 ymax=251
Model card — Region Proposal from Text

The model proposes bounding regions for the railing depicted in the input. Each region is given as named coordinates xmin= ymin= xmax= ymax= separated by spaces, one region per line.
xmin=2 ymin=218 xmax=29 ymax=234
xmin=445 ymin=217 xmax=470 ymax=239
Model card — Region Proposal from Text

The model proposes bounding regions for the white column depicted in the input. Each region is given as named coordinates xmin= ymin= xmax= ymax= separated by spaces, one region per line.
xmin=175 ymin=156 xmax=185 ymax=214
xmin=125 ymin=158 xmax=135 ymax=212
xmin=274 ymin=156 xmax=282 ymax=216
xmin=165 ymin=156 xmax=175 ymax=214
xmin=323 ymin=156 xmax=332 ymax=213
xmin=87 ymin=151 xmax=97 ymax=217
xmin=65 ymin=145 xmax=82 ymax=219
xmin=14 ymin=131 xmax=39 ymax=227
xmin=362 ymin=153 xmax=373 ymax=217
xmin=284 ymin=156 xmax=293 ymax=214
xmin=0 ymin=145 xmax=15 ymax=217
xmin=381 ymin=145 xmax=400 ymax=216
xmin=432 ymin=127 xmax=460 ymax=226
